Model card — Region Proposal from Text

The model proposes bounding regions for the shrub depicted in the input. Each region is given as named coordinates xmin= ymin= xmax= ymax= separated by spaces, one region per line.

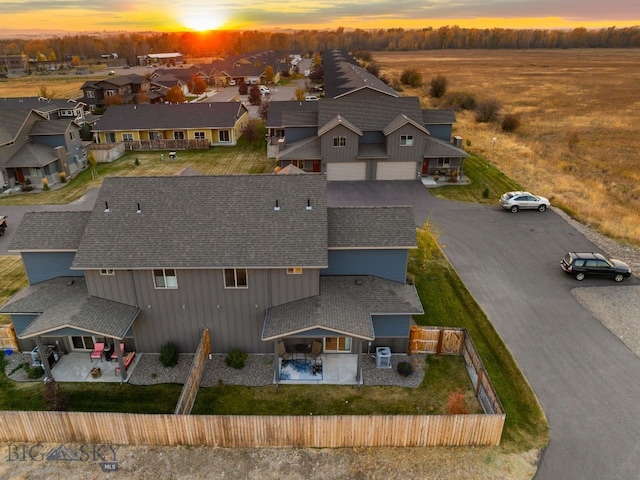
xmin=440 ymin=91 xmax=477 ymax=111
xmin=397 ymin=360 xmax=414 ymax=377
xmin=400 ymin=68 xmax=422 ymax=87
xmin=159 ymin=342 xmax=179 ymax=367
xmin=59 ymin=171 xmax=67 ymax=183
xmin=446 ymin=388 xmax=470 ymax=414
xmin=475 ymin=99 xmax=502 ymax=123
xmin=44 ymin=379 xmax=69 ymax=411
xmin=501 ymin=113 xmax=521 ymax=132
xmin=430 ymin=74 xmax=448 ymax=98
xmin=225 ymin=349 xmax=248 ymax=369
xmin=482 ymin=186 xmax=490 ymax=198
xmin=134 ymin=157 xmax=140 ymax=166
xmin=42 ymin=178 xmax=49 ymax=191
xmin=27 ymin=365 xmax=44 ymax=379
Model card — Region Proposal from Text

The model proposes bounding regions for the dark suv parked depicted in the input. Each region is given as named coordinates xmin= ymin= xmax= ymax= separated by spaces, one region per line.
xmin=561 ymin=252 xmax=632 ymax=282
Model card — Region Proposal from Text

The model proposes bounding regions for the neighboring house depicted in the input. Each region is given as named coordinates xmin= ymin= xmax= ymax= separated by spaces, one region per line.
xmin=0 ymin=54 xmax=29 ymax=73
xmin=91 ymin=103 xmax=250 ymax=149
xmin=80 ymin=75 xmax=150 ymax=110
xmin=270 ymin=95 xmax=467 ymax=180
xmin=0 ymin=103 xmax=87 ymax=187
xmin=267 ymin=49 xmax=468 ymax=181
xmin=1 ymin=173 xmax=423 ymax=383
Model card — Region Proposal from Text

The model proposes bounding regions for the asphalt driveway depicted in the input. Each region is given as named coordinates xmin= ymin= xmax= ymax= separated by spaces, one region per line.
xmin=328 ymin=180 xmax=640 ymax=480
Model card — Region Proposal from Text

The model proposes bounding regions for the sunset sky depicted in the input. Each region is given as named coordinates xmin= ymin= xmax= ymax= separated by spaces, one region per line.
xmin=1 ymin=0 xmax=639 ymax=34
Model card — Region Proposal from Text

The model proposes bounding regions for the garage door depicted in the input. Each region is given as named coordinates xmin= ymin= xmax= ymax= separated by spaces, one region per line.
xmin=326 ymin=162 xmax=366 ymax=181
xmin=376 ymin=162 xmax=417 ymax=180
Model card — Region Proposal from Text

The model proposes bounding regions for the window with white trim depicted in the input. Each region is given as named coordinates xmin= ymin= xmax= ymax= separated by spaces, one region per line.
xmin=194 ymin=131 xmax=206 ymax=140
xmin=219 ymin=130 xmax=230 ymax=142
xmin=174 ymin=131 xmax=185 ymax=140
xmin=100 ymin=269 xmax=115 ymax=276
xmin=287 ymin=267 xmax=303 ymax=275
xmin=122 ymin=133 xmax=134 ymax=141
xmin=86 ymin=90 xmax=95 ymax=99
xmin=436 ymin=158 xmax=451 ymax=168
xmin=153 ymin=269 xmax=178 ymax=289
xmin=400 ymin=135 xmax=414 ymax=146
xmin=224 ymin=268 xmax=248 ymax=288
xmin=333 ymin=136 xmax=346 ymax=147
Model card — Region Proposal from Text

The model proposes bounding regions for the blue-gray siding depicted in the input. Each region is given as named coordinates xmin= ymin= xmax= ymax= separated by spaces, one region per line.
xmin=21 ymin=252 xmax=84 ymax=284
xmin=372 ymin=315 xmax=411 ymax=337
xmin=426 ymin=125 xmax=453 ymax=142
xmin=322 ymin=250 xmax=408 ymax=283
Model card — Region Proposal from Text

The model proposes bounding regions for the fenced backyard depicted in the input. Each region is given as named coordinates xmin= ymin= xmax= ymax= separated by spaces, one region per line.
xmin=0 ymin=327 xmax=505 ymax=447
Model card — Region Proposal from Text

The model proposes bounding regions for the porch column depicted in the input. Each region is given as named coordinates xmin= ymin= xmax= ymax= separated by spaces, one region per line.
xmin=113 ymin=340 xmax=127 ymax=381
xmin=273 ymin=340 xmax=280 ymax=386
xmin=355 ymin=339 xmax=362 ymax=386
xmin=35 ymin=336 xmax=54 ymax=381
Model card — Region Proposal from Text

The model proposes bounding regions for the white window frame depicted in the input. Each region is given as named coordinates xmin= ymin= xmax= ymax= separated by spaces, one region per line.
xmin=436 ymin=158 xmax=451 ymax=168
xmin=122 ymin=133 xmax=134 ymax=142
xmin=153 ymin=269 xmax=178 ymax=289
xmin=324 ymin=337 xmax=351 ymax=353
xmin=400 ymin=135 xmax=414 ymax=146
xmin=333 ymin=136 xmax=346 ymax=147
xmin=86 ymin=90 xmax=95 ymax=99
xmin=100 ymin=269 xmax=115 ymax=276
xmin=174 ymin=131 xmax=185 ymax=140
xmin=219 ymin=130 xmax=230 ymax=142
xmin=224 ymin=268 xmax=248 ymax=288
xmin=194 ymin=131 xmax=206 ymax=140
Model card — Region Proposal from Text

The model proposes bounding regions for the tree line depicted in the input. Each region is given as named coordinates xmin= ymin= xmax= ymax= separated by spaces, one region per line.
xmin=1 ymin=26 xmax=639 ymax=65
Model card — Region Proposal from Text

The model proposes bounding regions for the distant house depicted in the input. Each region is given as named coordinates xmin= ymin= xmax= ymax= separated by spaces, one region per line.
xmin=91 ymin=103 xmax=250 ymax=149
xmin=0 ymin=98 xmax=89 ymax=187
xmin=0 ymin=54 xmax=29 ymax=74
xmin=1 ymin=173 xmax=423 ymax=384
xmin=80 ymin=75 xmax=151 ymax=110
xmin=267 ymin=49 xmax=467 ymax=181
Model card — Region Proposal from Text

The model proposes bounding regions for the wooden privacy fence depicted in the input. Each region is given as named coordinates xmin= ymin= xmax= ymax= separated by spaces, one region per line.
xmin=410 ymin=326 xmax=504 ymax=415
xmin=0 ymin=324 xmax=19 ymax=351
xmin=0 ymin=412 xmax=505 ymax=447
xmin=174 ymin=328 xmax=210 ymax=415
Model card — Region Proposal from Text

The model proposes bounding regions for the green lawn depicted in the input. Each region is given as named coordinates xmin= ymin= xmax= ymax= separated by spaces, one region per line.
xmin=0 ymin=146 xmax=548 ymax=453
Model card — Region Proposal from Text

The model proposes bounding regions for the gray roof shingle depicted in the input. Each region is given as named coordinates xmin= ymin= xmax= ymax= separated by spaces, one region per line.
xmin=9 ymin=211 xmax=91 ymax=252
xmin=72 ymin=174 xmax=329 ymax=269
xmin=262 ymin=275 xmax=423 ymax=340
xmin=319 ymin=96 xmax=423 ymax=132
xmin=328 ymin=206 xmax=416 ymax=249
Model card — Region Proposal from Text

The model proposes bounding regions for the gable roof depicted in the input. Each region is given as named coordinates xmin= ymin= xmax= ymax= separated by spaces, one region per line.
xmin=317 ymin=114 xmax=363 ymax=137
xmin=0 ymin=109 xmax=46 ymax=145
xmin=423 ymin=108 xmax=457 ymax=124
xmin=0 ymin=277 xmax=139 ymax=340
xmin=92 ymin=103 xmax=248 ymax=131
xmin=319 ymin=96 xmax=423 ymax=132
xmin=29 ymin=118 xmax=76 ymax=136
xmin=266 ymin=101 xmax=319 ymax=128
xmin=382 ymin=113 xmax=430 ymax=136
xmin=72 ymin=174 xmax=329 ymax=270
xmin=9 ymin=211 xmax=91 ymax=252
xmin=2 ymin=142 xmax=58 ymax=168
xmin=262 ymin=275 xmax=423 ymax=341
xmin=424 ymin=136 xmax=468 ymax=158
xmin=328 ymin=206 xmax=416 ymax=249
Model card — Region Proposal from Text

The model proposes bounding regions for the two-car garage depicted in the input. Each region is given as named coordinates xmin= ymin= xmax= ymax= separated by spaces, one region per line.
xmin=326 ymin=161 xmax=418 ymax=181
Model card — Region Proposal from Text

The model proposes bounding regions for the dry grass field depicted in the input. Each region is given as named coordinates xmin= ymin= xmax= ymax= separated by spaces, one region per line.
xmin=375 ymin=49 xmax=640 ymax=248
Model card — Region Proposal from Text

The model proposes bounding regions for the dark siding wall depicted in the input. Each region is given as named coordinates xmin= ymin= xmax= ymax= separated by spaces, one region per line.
xmin=88 ymin=267 xmax=319 ymax=354
xmin=322 ymin=250 xmax=408 ymax=283
xmin=21 ymin=252 xmax=83 ymax=284
xmin=284 ymin=127 xmax=317 ymax=143
xmin=426 ymin=125 xmax=453 ymax=141
xmin=320 ymin=125 xmax=359 ymax=161
xmin=386 ymin=124 xmax=426 ymax=161
xmin=372 ymin=315 xmax=411 ymax=337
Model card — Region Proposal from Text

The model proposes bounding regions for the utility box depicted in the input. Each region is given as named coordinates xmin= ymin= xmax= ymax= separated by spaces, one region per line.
xmin=376 ymin=347 xmax=392 ymax=369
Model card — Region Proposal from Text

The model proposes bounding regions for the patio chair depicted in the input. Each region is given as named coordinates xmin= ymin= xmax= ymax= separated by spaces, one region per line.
xmin=277 ymin=341 xmax=290 ymax=360
xmin=90 ymin=342 xmax=105 ymax=362
xmin=310 ymin=340 xmax=322 ymax=362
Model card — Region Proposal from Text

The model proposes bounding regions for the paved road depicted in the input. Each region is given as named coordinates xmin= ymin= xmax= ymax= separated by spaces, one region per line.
xmin=328 ymin=180 xmax=640 ymax=480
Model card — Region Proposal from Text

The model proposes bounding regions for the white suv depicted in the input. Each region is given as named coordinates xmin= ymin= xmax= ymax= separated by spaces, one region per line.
xmin=499 ymin=191 xmax=550 ymax=213
xmin=258 ymin=85 xmax=270 ymax=95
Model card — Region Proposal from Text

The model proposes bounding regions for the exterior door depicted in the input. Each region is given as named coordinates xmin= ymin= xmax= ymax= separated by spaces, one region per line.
xmin=324 ymin=337 xmax=351 ymax=353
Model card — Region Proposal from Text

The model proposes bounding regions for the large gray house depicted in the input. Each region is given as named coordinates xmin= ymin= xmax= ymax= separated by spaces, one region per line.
xmin=1 ymin=172 xmax=423 ymax=383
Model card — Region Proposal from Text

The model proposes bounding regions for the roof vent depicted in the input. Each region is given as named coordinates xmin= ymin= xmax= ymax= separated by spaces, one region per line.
xmin=136 ymin=203 xmax=141 ymax=214
xmin=104 ymin=201 xmax=110 ymax=213
xmin=274 ymin=199 xmax=280 ymax=211
xmin=355 ymin=279 xmax=364 ymax=285
xmin=306 ymin=198 xmax=312 ymax=211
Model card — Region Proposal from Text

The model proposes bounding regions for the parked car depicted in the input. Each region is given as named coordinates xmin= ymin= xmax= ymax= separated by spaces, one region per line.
xmin=305 ymin=95 xmax=319 ymax=101
xmin=258 ymin=85 xmax=270 ymax=95
xmin=560 ymin=252 xmax=632 ymax=282
xmin=0 ymin=215 xmax=7 ymax=236
xmin=229 ymin=80 xmax=236 ymax=86
xmin=499 ymin=191 xmax=550 ymax=213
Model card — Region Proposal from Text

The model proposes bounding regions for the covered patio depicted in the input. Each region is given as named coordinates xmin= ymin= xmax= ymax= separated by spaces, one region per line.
xmin=0 ymin=277 xmax=140 ymax=382
xmin=262 ymin=276 xmax=424 ymax=385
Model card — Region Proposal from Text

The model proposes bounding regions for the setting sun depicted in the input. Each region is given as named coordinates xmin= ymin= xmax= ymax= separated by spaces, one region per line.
xmin=180 ymin=8 xmax=227 ymax=31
